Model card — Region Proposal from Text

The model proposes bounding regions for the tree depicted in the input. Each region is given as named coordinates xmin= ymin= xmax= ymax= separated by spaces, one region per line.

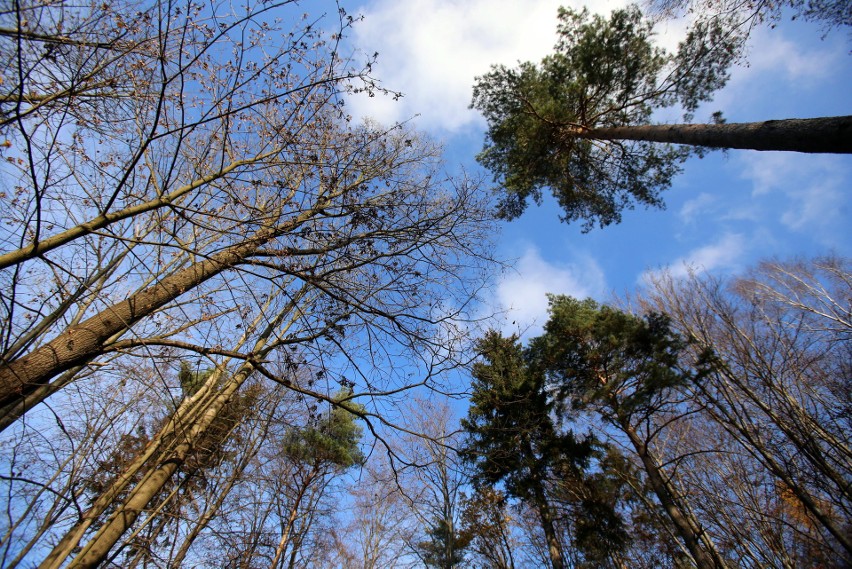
xmin=330 ymin=456 xmax=419 ymax=569
xmin=471 ymin=6 xmax=851 ymax=229
xmin=461 ymin=486 xmax=520 ymax=569
xmin=648 ymin=0 xmax=851 ymax=36
xmin=0 ymin=0 xmax=497 ymax=565
xmin=638 ymin=256 xmax=852 ymax=564
xmin=462 ymin=331 xmax=599 ymax=569
xmin=529 ymin=296 xmax=728 ymax=569
xmin=72 ymin=362 xmax=262 ymax=567
xmin=267 ymin=391 xmax=365 ymax=569
xmin=391 ymin=398 xmax=471 ymax=568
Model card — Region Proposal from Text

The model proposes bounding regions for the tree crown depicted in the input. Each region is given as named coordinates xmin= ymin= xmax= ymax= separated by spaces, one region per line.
xmin=472 ymin=5 xmax=736 ymax=229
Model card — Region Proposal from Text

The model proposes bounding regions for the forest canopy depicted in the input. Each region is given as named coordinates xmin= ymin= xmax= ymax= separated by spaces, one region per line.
xmin=0 ymin=0 xmax=848 ymax=567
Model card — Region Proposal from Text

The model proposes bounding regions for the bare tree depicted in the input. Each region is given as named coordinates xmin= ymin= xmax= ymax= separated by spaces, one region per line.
xmin=0 ymin=0 xmax=403 ymax=413
xmin=331 ymin=455 xmax=420 ymax=569
xmin=0 ymin=0 xmax=497 ymax=566
xmin=392 ymin=397 xmax=471 ymax=567
xmin=639 ymin=256 xmax=851 ymax=565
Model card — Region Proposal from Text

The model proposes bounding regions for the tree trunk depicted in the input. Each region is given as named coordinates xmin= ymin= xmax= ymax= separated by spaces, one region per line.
xmin=37 ymin=369 xmax=226 ymax=569
xmin=521 ymin=438 xmax=563 ymax=569
xmin=64 ymin=361 xmax=256 ymax=569
xmin=0 ymin=226 xmax=275 ymax=412
xmin=270 ymin=470 xmax=317 ymax=569
xmin=578 ymin=116 xmax=852 ymax=153
xmin=533 ymin=486 xmax=564 ymax=569
xmin=167 ymin=418 xmax=268 ymax=568
xmin=621 ymin=422 xmax=727 ymax=569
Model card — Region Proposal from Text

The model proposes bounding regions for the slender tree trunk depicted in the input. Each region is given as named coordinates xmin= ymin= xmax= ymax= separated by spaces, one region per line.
xmin=58 ymin=294 xmax=298 ymax=569
xmin=701 ymin=386 xmax=852 ymax=558
xmin=37 ymin=370 xmax=225 ymax=569
xmin=270 ymin=470 xmax=317 ymax=569
xmin=521 ymin=438 xmax=563 ymax=569
xmin=577 ymin=116 xmax=852 ymax=153
xmin=533 ymin=485 xmax=564 ymax=569
xmin=65 ymin=361 xmax=257 ymax=569
xmin=167 ymin=417 xmax=269 ymax=568
xmin=0 ymin=226 xmax=275 ymax=412
xmin=620 ymin=421 xmax=727 ymax=569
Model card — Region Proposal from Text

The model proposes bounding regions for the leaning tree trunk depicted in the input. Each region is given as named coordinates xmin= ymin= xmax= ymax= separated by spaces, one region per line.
xmin=577 ymin=115 xmax=852 ymax=153
xmin=37 ymin=365 xmax=228 ymax=569
xmin=64 ymin=361 xmax=257 ymax=569
xmin=51 ymin=293 xmax=302 ymax=569
xmin=620 ymin=421 xmax=728 ymax=569
xmin=0 ymin=225 xmax=276 ymax=418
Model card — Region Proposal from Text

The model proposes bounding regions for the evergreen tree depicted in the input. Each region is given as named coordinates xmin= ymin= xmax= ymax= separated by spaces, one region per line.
xmin=416 ymin=517 xmax=471 ymax=568
xmin=472 ymin=6 xmax=851 ymax=229
xmin=462 ymin=332 xmax=598 ymax=569
xmin=530 ymin=297 xmax=727 ymax=569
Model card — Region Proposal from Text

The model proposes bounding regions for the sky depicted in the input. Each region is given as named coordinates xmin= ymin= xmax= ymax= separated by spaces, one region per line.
xmin=339 ymin=0 xmax=852 ymax=338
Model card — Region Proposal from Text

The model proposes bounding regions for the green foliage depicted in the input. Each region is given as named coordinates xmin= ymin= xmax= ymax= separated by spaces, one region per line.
xmin=471 ymin=5 xmax=736 ymax=229
xmin=464 ymin=299 xmax=710 ymax=564
xmin=461 ymin=332 xmax=594 ymax=501
xmin=462 ymin=332 xmax=629 ymax=566
xmin=528 ymin=296 xmax=691 ymax=419
xmin=178 ymin=361 xmax=214 ymax=398
xmin=281 ymin=390 xmax=365 ymax=470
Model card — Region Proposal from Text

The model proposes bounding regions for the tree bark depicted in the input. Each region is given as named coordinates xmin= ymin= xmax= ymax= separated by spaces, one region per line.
xmin=521 ymin=438 xmax=563 ymax=569
xmin=578 ymin=116 xmax=852 ymax=153
xmin=270 ymin=470 xmax=317 ymax=569
xmin=64 ymin=361 xmax=256 ymax=569
xmin=533 ymin=484 xmax=564 ymax=569
xmin=621 ymin=421 xmax=727 ymax=569
xmin=37 ymin=370 xmax=225 ymax=569
xmin=0 ymin=227 xmax=275 ymax=412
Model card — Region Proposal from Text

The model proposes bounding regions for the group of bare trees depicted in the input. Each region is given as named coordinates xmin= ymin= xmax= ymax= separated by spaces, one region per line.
xmin=0 ymin=0 xmax=496 ymax=566
xmin=636 ymin=257 xmax=851 ymax=567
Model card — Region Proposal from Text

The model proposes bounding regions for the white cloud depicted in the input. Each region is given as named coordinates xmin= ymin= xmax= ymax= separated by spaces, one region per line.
xmin=744 ymin=29 xmax=836 ymax=83
xmin=736 ymin=152 xmax=850 ymax=245
xmin=492 ymin=246 xmax=606 ymax=337
xmin=640 ymin=233 xmax=746 ymax=283
xmin=679 ymin=192 xmax=717 ymax=223
xmin=707 ymin=27 xmax=842 ymax=114
xmin=348 ymin=0 xmax=629 ymax=133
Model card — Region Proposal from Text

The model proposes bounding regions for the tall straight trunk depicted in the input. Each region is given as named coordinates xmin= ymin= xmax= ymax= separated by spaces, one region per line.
xmin=270 ymin=470 xmax=317 ymax=569
xmin=0 ymin=226 xmax=275 ymax=413
xmin=37 ymin=369 xmax=227 ymax=569
xmin=576 ymin=115 xmax=852 ymax=154
xmin=58 ymin=294 xmax=298 ymax=569
xmin=700 ymin=384 xmax=852 ymax=558
xmin=65 ymin=361 xmax=257 ymax=569
xmin=532 ymin=482 xmax=564 ymax=569
xmin=620 ymin=421 xmax=727 ymax=569
xmin=521 ymin=439 xmax=563 ymax=569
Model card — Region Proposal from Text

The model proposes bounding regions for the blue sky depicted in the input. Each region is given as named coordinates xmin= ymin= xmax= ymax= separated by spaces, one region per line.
xmin=341 ymin=0 xmax=851 ymax=338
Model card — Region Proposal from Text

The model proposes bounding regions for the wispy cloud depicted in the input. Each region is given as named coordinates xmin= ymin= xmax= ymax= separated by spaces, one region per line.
xmin=708 ymin=26 xmax=843 ymax=116
xmin=679 ymin=192 xmax=718 ymax=223
xmin=491 ymin=246 xmax=606 ymax=337
xmin=744 ymin=29 xmax=837 ymax=83
xmin=640 ymin=233 xmax=746 ymax=284
xmin=736 ymin=152 xmax=850 ymax=246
